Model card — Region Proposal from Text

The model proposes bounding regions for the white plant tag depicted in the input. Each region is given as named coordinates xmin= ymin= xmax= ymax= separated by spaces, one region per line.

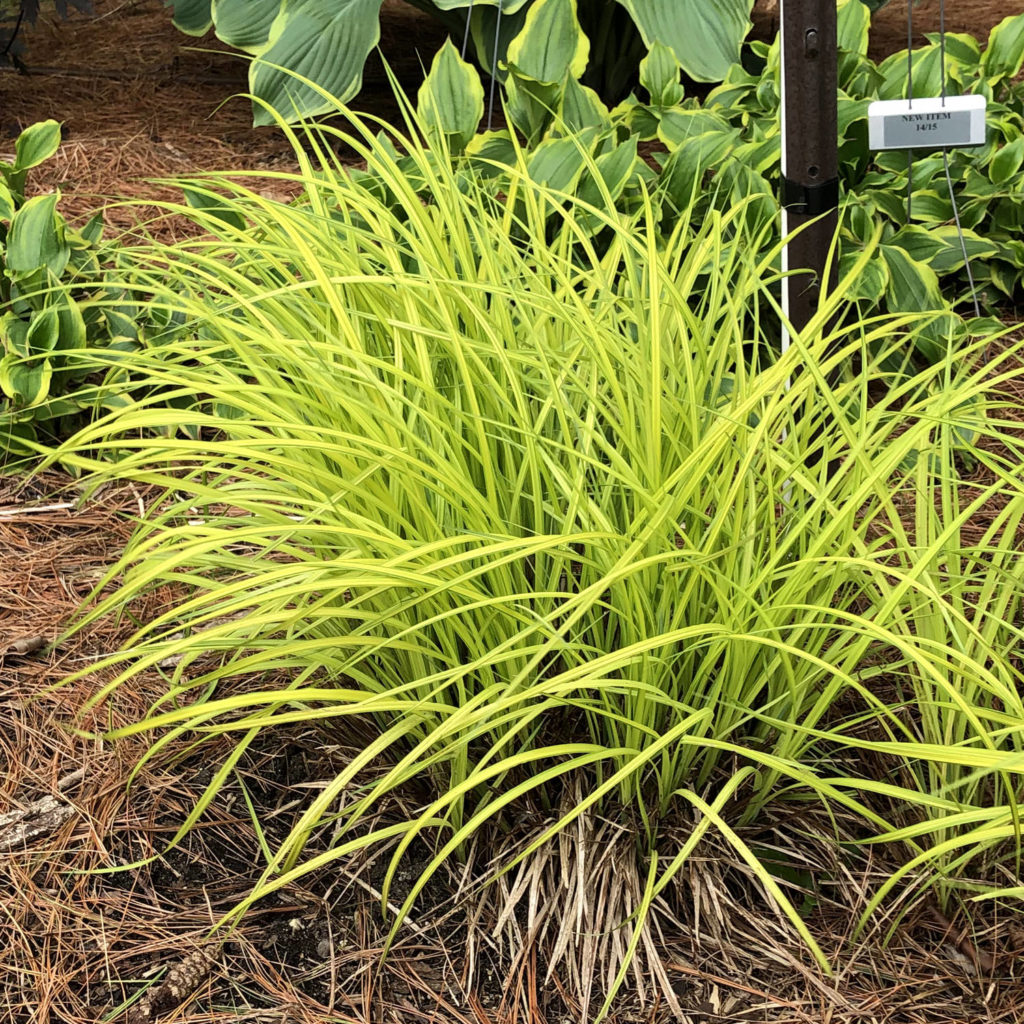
xmin=868 ymin=95 xmax=987 ymax=150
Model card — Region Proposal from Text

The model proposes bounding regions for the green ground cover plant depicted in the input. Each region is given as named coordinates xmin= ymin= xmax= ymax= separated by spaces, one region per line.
xmin=165 ymin=0 xmax=906 ymax=126
xmin=41 ymin=95 xmax=1024 ymax=1014
xmin=402 ymin=0 xmax=1024 ymax=324
xmin=0 ymin=120 xmax=161 ymax=459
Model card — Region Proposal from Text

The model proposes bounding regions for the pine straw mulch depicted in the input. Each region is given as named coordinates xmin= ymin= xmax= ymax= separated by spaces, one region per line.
xmin=0 ymin=0 xmax=449 ymax=243
xmin=3 ymin=413 xmax=1024 ymax=1024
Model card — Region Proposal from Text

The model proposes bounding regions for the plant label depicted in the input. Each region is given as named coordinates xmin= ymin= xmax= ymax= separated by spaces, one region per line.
xmin=868 ymin=95 xmax=987 ymax=151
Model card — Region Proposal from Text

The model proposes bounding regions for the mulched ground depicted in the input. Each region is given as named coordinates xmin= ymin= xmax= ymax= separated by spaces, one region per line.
xmin=3 ymin=1 xmax=1024 ymax=1022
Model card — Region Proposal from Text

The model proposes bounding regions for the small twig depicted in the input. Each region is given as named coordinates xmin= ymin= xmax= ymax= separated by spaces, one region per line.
xmin=0 ymin=635 xmax=47 ymax=659
xmin=925 ymin=905 xmax=996 ymax=975
xmin=0 ymin=770 xmax=85 ymax=852
xmin=0 ymin=796 xmax=76 ymax=852
xmin=0 ymin=501 xmax=75 ymax=517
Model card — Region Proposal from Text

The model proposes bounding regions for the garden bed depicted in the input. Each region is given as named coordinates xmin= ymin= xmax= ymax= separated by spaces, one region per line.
xmin=3 ymin=2 xmax=1024 ymax=1023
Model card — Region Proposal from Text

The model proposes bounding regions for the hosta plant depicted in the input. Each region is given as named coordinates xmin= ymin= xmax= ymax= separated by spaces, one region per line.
xmin=0 ymin=121 xmax=158 ymax=459
xmin=46 ymin=102 xmax=1024 ymax=1014
xmin=407 ymin=0 xmax=1024 ymax=330
xmin=168 ymin=0 xmax=755 ymax=125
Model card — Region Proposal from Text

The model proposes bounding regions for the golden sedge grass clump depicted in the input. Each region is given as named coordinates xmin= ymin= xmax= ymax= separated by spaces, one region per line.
xmin=41 ymin=99 xmax=1024 ymax=1016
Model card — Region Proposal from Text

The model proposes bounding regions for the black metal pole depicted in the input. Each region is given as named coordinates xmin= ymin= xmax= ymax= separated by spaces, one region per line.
xmin=779 ymin=0 xmax=839 ymax=338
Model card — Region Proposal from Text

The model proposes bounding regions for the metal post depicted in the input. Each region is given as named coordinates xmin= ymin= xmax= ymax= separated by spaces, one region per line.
xmin=779 ymin=0 xmax=839 ymax=344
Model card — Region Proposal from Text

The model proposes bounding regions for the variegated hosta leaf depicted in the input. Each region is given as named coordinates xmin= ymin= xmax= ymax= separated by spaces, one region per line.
xmin=506 ymin=0 xmax=589 ymax=85
xmin=417 ymin=39 xmax=485 ymax=151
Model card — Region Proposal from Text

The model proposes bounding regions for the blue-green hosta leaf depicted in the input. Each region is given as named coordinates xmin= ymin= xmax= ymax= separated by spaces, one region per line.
xmin=249 ymin=0 xmax=384 ymax=127
xmin=169 ymin=0 xmax=213 ymax=35
xmin=614 ymin=0 xmax=751 ymax=83
xmin=837 ymin=0 xmax=869 ymax=57
xmin=506 ymin=0 xmax=589 ymax=85
xmin=6 ymin=194 xmax=69 ymax=277
xmin=211 ymin=0 xmax=282 ymax=51
xmin=417 ymin=39 xmax=484 ymax=152
xmin=14 ymin=120 xmax=61 ymax=172
xmin=639 ymin=41 xmax=683 ymax=108
xmin=982 ymin=13 xmax=1024 ymax=80
xmin=0 ymin=354 xmax=51 ymax=405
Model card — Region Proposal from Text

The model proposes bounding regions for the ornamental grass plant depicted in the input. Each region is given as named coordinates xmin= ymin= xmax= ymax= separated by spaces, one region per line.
xmin=43 ymin=99 xmax=1024 ymax=1015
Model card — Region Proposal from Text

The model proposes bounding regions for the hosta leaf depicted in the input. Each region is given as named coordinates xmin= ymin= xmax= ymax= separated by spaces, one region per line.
xmin=578 ymin=136 xmax=638 ymax=209
xmin=6 ymin=194 xmax=69 ymax=277
xmin=657 ymin=108 xmax=733 ymax=151
xmin=909 ymin=190 xmax=953 ymax=224
xmin=249 ymin=0 xmax=384 ymax=127
xmin=417 ymin=40 xmax=484 ymax=152
xmin=660 ymin=130 xmax=741 ymax=209
xmin=182 ymin=187 xmax=248 ymax=230
xmin=559 ymin=76 xmax=611 ymax=132
xmin=923 ymin=32 xmax=981 ymax=69
xmin=211 ymin=0 xmax=281 ymax=51
xmin=838 ymin=248 xmax=889 ymax=305
xmin=0 ymin=354 xmax=51 ymax=405
xmin=614 ymin=0 xmax=751 ymax=83
xmin=468 ymin=3 xmax=530 ymax=78
xmin=837 ymin=0 xmax=869 ymax=57
xmin=527 ymin=136 xmax=589 ymax=193
xmin=982 ymin=13 xmax=1024 ymax=80
xmin=990 ymin=137 xmax=1024 ymax=185
xmin=434 ymin=0 xmax=531 ymax=13
xmin=14 ymin=120 xmax=61 ymax=172
xmin=1 ymin=315 xmax=30 ymax=358
xmin=639 ymin=41 xmax=683 ymax=107
xmin=881 ymin=243 xmax=943 ymax=306
xmin=169 ymin=0 xmax=213 ymax=35
xmin=26 ymin=308 xmax=59 ymax=354
xmin=0 ymin=182 xmax=13 ymax=221
xmin=506 ymin=0 xmax=589 ymax=85
xmin=927 ymin=226 xmax=998 ymax=274
xmin=887 ymin=225 xmax=945 ymax=265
